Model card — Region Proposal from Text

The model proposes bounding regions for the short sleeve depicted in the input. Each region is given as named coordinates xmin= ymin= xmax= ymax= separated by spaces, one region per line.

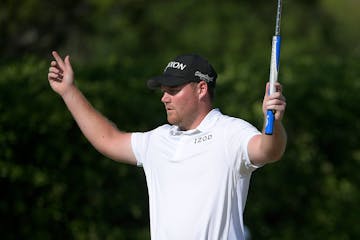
xmin=131 ymin=132 xmax=149 ymax=167
xmin=239 ymin=132 xmax=263 ymax=175
xmin=224 ymin=118 xmax=262 ymax=176
xmin=131 ymin=125 xmax=170 ymax=167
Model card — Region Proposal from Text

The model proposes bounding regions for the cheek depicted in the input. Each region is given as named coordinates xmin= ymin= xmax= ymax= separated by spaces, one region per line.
xmin=179 ymin=97 xmax=197 ymax=117
xmin=172 ymin=86 xmax=198 ymax=114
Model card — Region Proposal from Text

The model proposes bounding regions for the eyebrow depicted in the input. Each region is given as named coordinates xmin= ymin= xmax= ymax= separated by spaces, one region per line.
xmin=161 ymin=84 xmax=186 ymax=91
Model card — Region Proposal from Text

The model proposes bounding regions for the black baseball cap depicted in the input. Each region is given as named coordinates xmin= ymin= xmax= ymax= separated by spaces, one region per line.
xmin=147 ymin=54 xmax=217 ymax=89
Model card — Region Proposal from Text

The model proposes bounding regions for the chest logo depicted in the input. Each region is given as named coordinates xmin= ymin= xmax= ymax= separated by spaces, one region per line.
xmin=194 ymin=134 xmax=213 ymax=144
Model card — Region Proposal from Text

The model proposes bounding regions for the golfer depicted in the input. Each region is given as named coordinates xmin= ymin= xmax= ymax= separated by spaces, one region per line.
xmin=48 ymin=51 xmax=287 ymax=240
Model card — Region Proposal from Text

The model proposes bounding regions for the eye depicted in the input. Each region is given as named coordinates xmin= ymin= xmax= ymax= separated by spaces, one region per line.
xmin=161 ymin=86 xmax=182 ymax=96
xmin=169 ymin=88 xmax=181 ymax=95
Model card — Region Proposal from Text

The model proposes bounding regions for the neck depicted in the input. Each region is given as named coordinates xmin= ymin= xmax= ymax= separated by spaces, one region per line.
xmin=179 ymin=107 xmax=213 ymax=131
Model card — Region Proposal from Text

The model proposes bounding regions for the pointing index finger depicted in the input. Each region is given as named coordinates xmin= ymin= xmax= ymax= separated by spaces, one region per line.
xmin=52 ymin=51 xmax=65 ymax=70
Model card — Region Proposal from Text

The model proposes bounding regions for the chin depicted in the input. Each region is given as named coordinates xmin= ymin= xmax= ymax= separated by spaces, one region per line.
xmin=167 ymin=117 xmax=178 ymax=126
xmin=167 ymin=119 xmax=176 ymax=125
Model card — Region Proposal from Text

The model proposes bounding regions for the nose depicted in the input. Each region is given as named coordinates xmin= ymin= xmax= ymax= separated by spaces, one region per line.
xmin=161 ymin=92 xmax=170 ymax=103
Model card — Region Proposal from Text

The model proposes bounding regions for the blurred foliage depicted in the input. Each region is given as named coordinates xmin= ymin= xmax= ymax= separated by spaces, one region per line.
xmin=0 ymin=0 xmax=359 ymax=239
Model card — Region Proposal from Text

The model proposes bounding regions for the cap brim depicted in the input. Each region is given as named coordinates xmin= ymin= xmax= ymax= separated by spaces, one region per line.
xmin=147 ymin=75 xmax=189 ymax=89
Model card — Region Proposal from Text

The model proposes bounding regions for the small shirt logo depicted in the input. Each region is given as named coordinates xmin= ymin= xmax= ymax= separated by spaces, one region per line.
xmin=194 ymin=134 xmax=213 ymax=144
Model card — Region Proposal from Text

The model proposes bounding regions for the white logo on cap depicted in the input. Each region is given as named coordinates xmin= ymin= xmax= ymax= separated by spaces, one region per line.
xmin=195 ymin=71 xmax=214 ymax=83
xmin=165 ymin=61 xmax=187 ymax=71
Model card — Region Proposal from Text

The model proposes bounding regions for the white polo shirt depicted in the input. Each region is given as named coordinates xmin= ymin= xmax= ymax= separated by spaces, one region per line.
xmin=131 ymin=109 xmax=261 ymax=240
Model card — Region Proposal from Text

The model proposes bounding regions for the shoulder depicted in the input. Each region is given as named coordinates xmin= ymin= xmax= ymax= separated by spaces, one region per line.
xmin=152 ymin=124 xmax=172 ymax=135
xmin=132 ymin=124 xmax=171 ymax=139
xmin=216 ymin=112 xmax=257 ymax=131
xmin=212 ymin=112 xmax=261 ymax=148
xmin=202 ymin=109 xmax=251 ymax=129
xmin=131 ymin=124 xmax=170 ymax=156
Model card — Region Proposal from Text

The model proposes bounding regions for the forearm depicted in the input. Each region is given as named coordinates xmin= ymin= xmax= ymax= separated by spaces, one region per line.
xmin=61 ymin=86 xmax=120 ymax=153
xmin=48 ymin=51 xmax=135 ymax=164
xmin=251 ymin=81 xmax=287 ymax=163
xmin=260 ymin=120 xmax=287 ymax=162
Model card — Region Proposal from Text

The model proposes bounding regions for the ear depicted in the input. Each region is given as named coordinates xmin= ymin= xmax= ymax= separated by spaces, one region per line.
xmin=197 ymin=81 xmax=208 ymax=99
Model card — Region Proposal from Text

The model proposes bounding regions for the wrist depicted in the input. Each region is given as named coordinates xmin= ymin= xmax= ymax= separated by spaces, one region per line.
xmin=61 ymin=84 xmax=78 ymax=101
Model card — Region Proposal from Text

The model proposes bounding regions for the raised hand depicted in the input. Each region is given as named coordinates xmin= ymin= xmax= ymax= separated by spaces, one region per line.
xmin=48 ymin=51 xmax=74 ymax=96
xmin=263 ymin=82 xmax=286 ymax=121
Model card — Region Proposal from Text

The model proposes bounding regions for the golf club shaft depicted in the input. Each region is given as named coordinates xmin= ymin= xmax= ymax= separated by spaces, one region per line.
xmin=265 ymin=0 xmax=282 ymax=135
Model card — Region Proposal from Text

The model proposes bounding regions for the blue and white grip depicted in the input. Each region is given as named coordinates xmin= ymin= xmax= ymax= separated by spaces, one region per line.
xmin=265 ymin=35 xmax=281 ymax=135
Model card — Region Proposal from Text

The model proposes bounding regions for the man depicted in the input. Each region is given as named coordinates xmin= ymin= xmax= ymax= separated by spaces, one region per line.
xmin=48 ymin=51 xmax=287 ymax=240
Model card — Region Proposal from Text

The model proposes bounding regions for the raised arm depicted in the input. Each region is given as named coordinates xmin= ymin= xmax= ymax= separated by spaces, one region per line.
xmin=248 ymin=82 xmax=287 ymax=165
xmin=48 ymin=51 xmax=137 ymax=165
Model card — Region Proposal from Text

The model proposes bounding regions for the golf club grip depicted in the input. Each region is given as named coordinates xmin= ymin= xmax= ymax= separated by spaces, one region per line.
xmin=265 ymin=35 xmax=281 ymax=135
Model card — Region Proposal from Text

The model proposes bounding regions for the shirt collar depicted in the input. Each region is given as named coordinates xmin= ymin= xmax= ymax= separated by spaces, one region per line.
xmin=169 ymin=108 xmax=221 ymax=136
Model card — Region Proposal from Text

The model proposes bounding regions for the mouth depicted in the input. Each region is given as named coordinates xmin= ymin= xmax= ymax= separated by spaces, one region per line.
xmin=165 ymin=104 xmax=174 ymax=111
xmin=165 ymin=107 xmax=175 ymax=116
